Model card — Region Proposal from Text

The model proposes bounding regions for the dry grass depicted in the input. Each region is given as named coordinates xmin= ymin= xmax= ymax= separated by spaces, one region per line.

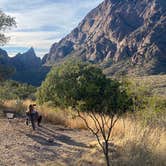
xmin=1 ymin=100 xmax=165 ymax=166
xmin=0 ymin=100 xmax=89 ymax=129
xmin=75 ymin=117 xmax=166 ymax=166
xmin=37 ymin=104 xmax=166 ymax=166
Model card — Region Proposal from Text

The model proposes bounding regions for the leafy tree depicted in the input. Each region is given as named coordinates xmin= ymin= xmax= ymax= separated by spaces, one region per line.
xmin=37 ymin=60 xmax=133 ymax=166
xmin=0 ymin=10 xmax=16 ymax=80
xmin=0 ymin=10 xmax=16 ymax=45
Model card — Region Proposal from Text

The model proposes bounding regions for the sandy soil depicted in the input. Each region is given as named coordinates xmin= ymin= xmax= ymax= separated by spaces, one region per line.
xmin=0 ymin=117 xmax=95 ymax=166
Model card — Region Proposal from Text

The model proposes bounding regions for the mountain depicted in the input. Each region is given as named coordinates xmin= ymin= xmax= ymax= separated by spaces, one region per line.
xmin=0 ymin=48 xmax=50 ymax=86
xmin=43 ymin=0 xmax=166 ymax=76
xmin=11 ymin=47 xmax=41 ymax=70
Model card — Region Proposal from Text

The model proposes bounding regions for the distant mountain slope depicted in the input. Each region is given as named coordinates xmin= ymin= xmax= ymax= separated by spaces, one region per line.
xmin=11 ymin=47 xmax=42 ymax=70
xmin=0 ymin=48 xmax=15 ymax=80
xmin=43 ymin=0 xmax=166 ymax=75
xmin=0 ymin=48 xmax=50 ymax=86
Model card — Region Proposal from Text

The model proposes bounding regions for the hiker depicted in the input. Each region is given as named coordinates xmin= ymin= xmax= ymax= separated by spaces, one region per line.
xmin=26 ymin=104 xmax=42 ymax=130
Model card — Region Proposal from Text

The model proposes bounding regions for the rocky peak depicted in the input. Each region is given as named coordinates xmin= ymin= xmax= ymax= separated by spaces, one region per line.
xmin=26 ymin=47 xmax=36 ymax=56
xmin=11 ymin=47 xmax=41 ymax=70
xmin=0 ymin=48 xmax=50 ymax=86
xmin=15 ymin=47 xmax=37 ymax=59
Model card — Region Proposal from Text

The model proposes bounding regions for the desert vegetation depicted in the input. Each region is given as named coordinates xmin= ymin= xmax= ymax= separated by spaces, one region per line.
xmin=38 ymin=73 xmax=166 ymax=166
xmin=0 ymin=62 xmax=165 ymax=166
xmin=0 ymin=99 xmax=165 ymax=166
xmin=0 ymin=80 xmax=36 ymax=100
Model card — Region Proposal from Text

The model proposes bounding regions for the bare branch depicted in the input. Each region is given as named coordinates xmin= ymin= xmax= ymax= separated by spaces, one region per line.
xmin=88 ymin=112 xmax=99 ymax=133
xmin=92 ymin=111 xmax=106 ymax=140
xmin=100 ymin=113 xmax=107 ymax=139
xmin=77 ymin=110 xmax=105 ymax=153
xmin=106 ymin=115 xmax=119 ymax=141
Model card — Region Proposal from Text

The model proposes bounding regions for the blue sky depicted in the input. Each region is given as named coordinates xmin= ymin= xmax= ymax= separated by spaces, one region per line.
xmin=0 ymin=0 xmax=103 ymax=58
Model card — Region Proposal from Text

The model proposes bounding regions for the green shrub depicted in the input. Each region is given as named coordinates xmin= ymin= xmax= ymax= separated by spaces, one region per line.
xmin=0 ymin=80 xmax=36 ymax=100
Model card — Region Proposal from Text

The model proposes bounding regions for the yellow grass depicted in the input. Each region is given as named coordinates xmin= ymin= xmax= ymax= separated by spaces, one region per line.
xmin=75 ymin=118 xmax=166 ymax=166
xmin=1 ymin=100 xmax=166 ymax=165
xmin=36 ymin=103 xmax=166 ymax=165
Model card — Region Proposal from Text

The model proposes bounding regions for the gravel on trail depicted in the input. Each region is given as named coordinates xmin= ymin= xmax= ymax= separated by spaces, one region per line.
xmin=0 ymin=118 xmax=95 ymax=166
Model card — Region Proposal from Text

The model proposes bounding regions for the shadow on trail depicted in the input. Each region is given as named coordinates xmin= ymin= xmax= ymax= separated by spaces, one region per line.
xmin=54 ymin=134 xmax=88 ymax=148
xmin=41 ymin=126 xmax=88 ymax=148
xmin=42 ymin=125 xmax=74 ymax=132
xmin=25 ymin=125 xmax=88 ymax=148
xmin=26 ymin=133 xmax=61 ymax=147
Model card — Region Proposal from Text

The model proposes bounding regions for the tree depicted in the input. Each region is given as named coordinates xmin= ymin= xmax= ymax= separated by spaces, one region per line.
xmin=37 ymin=60 xmax=133 ymax=166
xmin=0 ymin=10 xmax=16 ymax=80
xmin=0 ymin=10 xmax=16 ymax=45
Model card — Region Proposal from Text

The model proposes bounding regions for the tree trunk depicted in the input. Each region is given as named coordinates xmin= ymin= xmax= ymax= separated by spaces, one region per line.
xmin=104 ymin=152 xmax=110 ymax=166
xmin=104 ymin=141 xmax=110 ymax=166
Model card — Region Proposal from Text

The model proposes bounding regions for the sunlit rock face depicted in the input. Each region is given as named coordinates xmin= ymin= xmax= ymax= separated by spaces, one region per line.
xmin=43 ymin=0 xmax=166 ymax=75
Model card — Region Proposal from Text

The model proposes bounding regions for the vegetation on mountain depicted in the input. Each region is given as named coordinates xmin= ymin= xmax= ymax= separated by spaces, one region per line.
xmin=0 ymin=65 xmax=15 ymax=81
xmin=123 ymin=75 xmax=166 ymax=127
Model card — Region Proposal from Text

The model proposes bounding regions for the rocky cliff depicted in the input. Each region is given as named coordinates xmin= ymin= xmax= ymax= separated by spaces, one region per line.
xmin=43 ymin=0 xmax=166 ymax=75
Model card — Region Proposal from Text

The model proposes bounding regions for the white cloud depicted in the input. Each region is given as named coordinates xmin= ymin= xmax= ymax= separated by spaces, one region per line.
xmin=6 ymin=31 xmax=61 ymax=48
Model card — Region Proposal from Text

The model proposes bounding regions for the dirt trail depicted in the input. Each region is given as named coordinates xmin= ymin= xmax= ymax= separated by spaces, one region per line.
xmin=0 ymin=117 xmax=95 ymax=166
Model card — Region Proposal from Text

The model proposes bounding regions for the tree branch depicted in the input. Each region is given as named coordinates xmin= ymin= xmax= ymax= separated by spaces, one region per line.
xmin=77 ymin=110 xmax=105 ymax=153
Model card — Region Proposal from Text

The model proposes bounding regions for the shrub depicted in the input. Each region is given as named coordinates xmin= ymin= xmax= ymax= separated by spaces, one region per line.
xmin=0 ymin=80 xmax=36 ymax=100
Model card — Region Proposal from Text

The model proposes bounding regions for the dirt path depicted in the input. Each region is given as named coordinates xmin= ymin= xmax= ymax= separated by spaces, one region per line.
xmin=0 ymin=118 xmax=95 ymax=166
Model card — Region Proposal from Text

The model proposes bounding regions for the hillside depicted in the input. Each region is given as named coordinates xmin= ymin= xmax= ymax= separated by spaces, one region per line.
xmin=43 ymin=0 xmax=166 ymax=75
xmin=131 ymin=74 xmax=166 ymax=97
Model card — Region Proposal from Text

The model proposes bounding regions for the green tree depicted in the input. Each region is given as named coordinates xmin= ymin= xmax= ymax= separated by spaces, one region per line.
xmin=0 ymin=10 xmax=16 ymax=80
xmin=37 ymin=60 xmax=133 ymax=166
xmin=0 ymin=10 xmax=16 ymax=45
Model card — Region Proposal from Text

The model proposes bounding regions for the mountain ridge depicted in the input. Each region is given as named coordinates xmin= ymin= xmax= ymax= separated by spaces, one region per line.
xmin=0 ymin=47 xmax=50 ymax=86
xmin=43 ymin=0 xmax=166 ymax=75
